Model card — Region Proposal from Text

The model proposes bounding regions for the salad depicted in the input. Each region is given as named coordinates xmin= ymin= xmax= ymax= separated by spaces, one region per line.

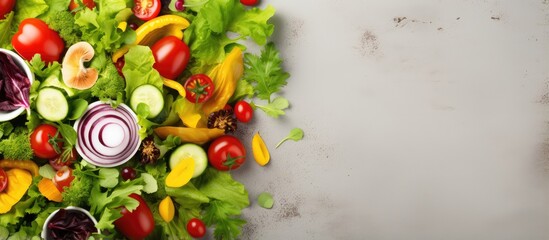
xmin=0 ymin=0 xmax=296 ymax=239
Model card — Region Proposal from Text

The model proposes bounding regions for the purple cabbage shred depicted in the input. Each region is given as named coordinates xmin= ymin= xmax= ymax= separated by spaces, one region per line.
xmin=0 ymin=52 xmax=31 ymax=112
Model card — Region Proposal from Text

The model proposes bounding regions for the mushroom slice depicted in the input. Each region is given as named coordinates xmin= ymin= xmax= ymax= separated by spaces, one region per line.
xmin=62 ymin=42 xmax=99 ymax=90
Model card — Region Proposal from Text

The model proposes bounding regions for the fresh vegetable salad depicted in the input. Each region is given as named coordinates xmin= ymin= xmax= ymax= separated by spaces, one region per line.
xmin=0 ymin=0 xmax=297 ymax=239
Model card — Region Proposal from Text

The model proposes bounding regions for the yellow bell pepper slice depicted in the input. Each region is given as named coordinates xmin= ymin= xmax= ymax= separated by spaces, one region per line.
xmin=154 ymin=126 xmax=225 ymax=145
xmin=166 ymin=157 xmax=195 ymax=188
xmin=0 ymin=168 xmax=33 ymax=213
xmin=159 ymin=196 xmax=175 ymax=223
xmin=202 ymin=47 xmax=244 ymax=116
xmin=252 ymin=132 xmax=270 ymax=166
xmin=112 ymin=15 xmax=190 ymax=62
xmin=163 ymin=78 xmax=186 ymax=97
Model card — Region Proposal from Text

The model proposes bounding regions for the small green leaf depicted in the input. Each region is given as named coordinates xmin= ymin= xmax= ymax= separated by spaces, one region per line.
xmin=39 ymin=164 xmax=56 ymax=179
xmin=252 ymin=97 xmax=289 ymax=118
xmin=257 ymin=192 xmax=274 ymax=209
xmin=140 ymin=173 xmax=158 ymax=194
xmin=57 ymin=123 xmax=78 ymax=146
xmin=275 ymin=128 xmax=304 ymax=148
xmin=99 ymin=168 xmax=119 ymax=188
xmin=68 ymin=98 xmax=89 ymax=120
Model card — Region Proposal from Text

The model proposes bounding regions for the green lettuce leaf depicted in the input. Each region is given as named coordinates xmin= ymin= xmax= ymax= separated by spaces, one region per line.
xmin=122 ymin=46 xmax=164 ymax=100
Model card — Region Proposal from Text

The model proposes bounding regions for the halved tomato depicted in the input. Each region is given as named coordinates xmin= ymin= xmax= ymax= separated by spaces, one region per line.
xmin=133 ymin=0 xmax=161 ymax=21
xmin=184 ymin=74 xmax=214 ymax=104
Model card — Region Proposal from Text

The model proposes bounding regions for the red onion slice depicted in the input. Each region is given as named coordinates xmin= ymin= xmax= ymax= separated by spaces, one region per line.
xmin=74 ymin=102 xmax=141 ymax=167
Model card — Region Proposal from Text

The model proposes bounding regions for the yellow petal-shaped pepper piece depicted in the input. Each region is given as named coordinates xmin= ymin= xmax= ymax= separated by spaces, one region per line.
xmin=252 ymin=132 xmax=270 ymax=166
xmin=0 ymin=168 xmax=32 ymax=213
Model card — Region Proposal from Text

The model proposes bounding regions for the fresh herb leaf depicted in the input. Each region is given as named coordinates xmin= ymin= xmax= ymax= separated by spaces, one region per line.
xmin=252 ymin=97 xmax=289 ymax=118
xmin=244 ymin=42 xmax=290 ymax=102
xmin=203 ymin=200 xmax=247 ymax=240
xmin=38 ymin=164 xmax=56 ymax=179
xmin=57 ymin=123 xmax=77 ymax=146
xmin=257 ymin=192 xmax=274 ymax=209
xmin=99 ymin=168 xmax=119 ymax=188
xmin=68 ymin=98 xmax=89 ymax=120
xmin=275 ymin=128 xmax=304 ymax=148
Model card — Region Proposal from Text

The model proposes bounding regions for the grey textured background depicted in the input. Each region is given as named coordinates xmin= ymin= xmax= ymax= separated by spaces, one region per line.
xmin=232 ymin=0 xmax=549 ymax=239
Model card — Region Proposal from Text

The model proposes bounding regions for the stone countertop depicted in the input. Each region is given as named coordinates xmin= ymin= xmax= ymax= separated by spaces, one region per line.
xmin=232 ymin=0 xmax=549 ymax=239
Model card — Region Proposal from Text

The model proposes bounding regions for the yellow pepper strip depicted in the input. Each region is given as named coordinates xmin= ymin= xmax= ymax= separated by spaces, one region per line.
xmin=38 ymin=178 xmax=63 ymax=203
xmin=0 ymin=160 xmax=39 ymax=176
xmin=0 ymin=168 xmax=33 ymax=213
xmin=166 ymin=157 xmax=195 ymax=188
xmin=159 ymin=196 xmax=175 ymax=223
xmin=154 ymin=126 xmax=224 ymax=145
xmin=174 ymin=98 xmax=205 ymax=128
xmin=163 ymin=78 xmax=186 ymax=97
xmin=112 ymin=15 xmax=190 ymax=62
xmin=202 ymin=47 xmax=244 ymax=116
xmin=252 ymin=132 xmax=270 ymax=166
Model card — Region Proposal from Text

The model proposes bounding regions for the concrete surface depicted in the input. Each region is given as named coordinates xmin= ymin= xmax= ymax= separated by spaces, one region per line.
xmin=233 ymin=0 xmax=549 ymax=239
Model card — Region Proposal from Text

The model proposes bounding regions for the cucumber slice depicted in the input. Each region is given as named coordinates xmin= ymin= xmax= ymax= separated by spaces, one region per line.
xmin=169 ymin=144 xmax=208 ymax=178
xmin=36 ymin=87 xmax=69 ymax=122
xmin=130 ymin=84 xmax=164 ymax=118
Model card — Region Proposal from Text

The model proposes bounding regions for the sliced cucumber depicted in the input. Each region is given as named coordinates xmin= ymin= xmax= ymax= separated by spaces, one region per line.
xmin=130 ymin=84 xmax=164 ymax=118
xmin=36 ymin=87 xmax=69 ymax=122
xmin=170 ymin=143 xmax=208 ymax=178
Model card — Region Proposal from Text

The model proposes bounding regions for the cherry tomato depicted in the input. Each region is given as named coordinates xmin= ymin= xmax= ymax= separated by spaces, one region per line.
xmin=240 ymin=0 xmax=259 ymax=6
xmin=0 ymin=168 xmax=8 ymax=193
xmin=121 ymin=167 xmax=137 ymax=181
xmin=53 ymin=166 xmax=75 ymax=193
xmin=184 ymin=74 xmax=214 ymax=104
xmin=234 ymin=100 xmax=253 ymax=123
xmin=11 ymin=18 xmax=65 ymax=64
xmin=69 ymin=0 xmax=96 ymax=11
xmin=208 ymin=135 xmax=246 ymax=171
xmin=49 ymin=149 xmax=78 ymax=171
xmin=151 ymin=36 xmax=190 ymax=79
xmin=187 ymin=218 xmax=206 ymax=238
xmin=30 ymin=124 xmax=62 ymax=159
xmin=0 ymin=0 xmax=15 ymax=20
xmin=133 ymin=0 xmax=161 ymax=21
xmin=114 ymin=193 xmax=155 ymax=239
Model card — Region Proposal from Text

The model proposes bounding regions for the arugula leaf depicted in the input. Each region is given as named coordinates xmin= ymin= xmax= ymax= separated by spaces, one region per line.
xmin=276 ymin=128 xmax=304 ymax=148
xmin=244 ymin=42 xmax=290 ymax=102
xmin=252 ymin=97 xmax=289 ymax=118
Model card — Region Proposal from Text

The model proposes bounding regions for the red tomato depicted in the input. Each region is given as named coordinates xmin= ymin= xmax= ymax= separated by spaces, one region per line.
xmin=12 ymin=18 xmax=64 ymax=64
xmin=53 ymin=166 xmax=75 ymax=192
xmin=151 ymin=36 xmax=190 ymax=79
xmin=0 ymin=0 xmax=15 ymax=20
xmin=69 ymin=0 xmax=96 ymax=11
xmin=30 ymin=124 xmax=62 ymax=159
xmin=186 ymin=218 xmax=206 ymax=238
xmin=240 ymin=0 xmax=259 ymax=6
xmin=184 ymin=74 xmax=214 ymax=104
xmin=133 ymin=0 xmax=161 ymax=21
xmin=114 ymin=194 xmax=155 ymax=240
xmin=208 ymin=135 xmax=246 ymax=171
xmin=0 ymin=168 xmax=8 ymax=193
xmin=234 ymin=100 xmax=253 ymax=123
xmin=49 ymin=149 xmax=77 ymax=171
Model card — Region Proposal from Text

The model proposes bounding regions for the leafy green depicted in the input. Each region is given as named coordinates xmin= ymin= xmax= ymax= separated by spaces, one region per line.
xmin=62 ymin=165 xmax=95 ymax=206
xmin=136 ymin=103 xmax=159 ymax=139
xmin=257 ymin=192 xmax=274 ymax=209
xmin=244 ymin=42 xmax=290 ymax=102
xmin=27 ymin=55 xmax=62 ymax=80
xmin=13 ymin=0 xmax=48 ymax=24
xmin=0 ymin=122 xmax=14 ymax=139
xmin=198 ymin=168 xmax=249 ymax=209
xmin=0 ymin=127 xmax=33 ymax=160
xmin=0 ymin=12 xmax=15 ymax=48
xmin=184 ymin=0 xmax=276 ymax=73
xmin=90 ymin=62 xmax=125 ymax=103
xmin=38 ymin=164 xmax=56 ymax=179
xmin=229 ymin=79 xmax=254 ymax=103
xmin=276 ymin=128 xmax=304 ymax=148
xmin=39 ymin=0 xmax=71 ymax=22
xmin=68 ymin=98 xmax=89 ymax=120
xmin=252 ymin=97 xmax=289 ymax=118
xmin=166 ymin=183 xmax=210 ymax=209
xmin=99 ymin=168 xmax=119 ymax=188
xmin=203 ymin=200 xmax=247 ymax=240
xmin=47 ymin=9 xmax=82 ymax=46
xmin=122 ymin=46 xmax=164 ymax=100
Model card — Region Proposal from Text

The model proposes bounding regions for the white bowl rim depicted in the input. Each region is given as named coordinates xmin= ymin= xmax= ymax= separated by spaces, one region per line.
xmin=73 ymin=101 xmax=141 ymax=168
xmin=40 ymin=206 xmax=100 ymax=239
xmin=0 ymin=48 xmax=34 ymax=122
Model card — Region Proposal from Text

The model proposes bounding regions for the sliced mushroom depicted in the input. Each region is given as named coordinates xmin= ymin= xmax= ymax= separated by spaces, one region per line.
xmin=61 ymin=42 xmax=98 ymax=90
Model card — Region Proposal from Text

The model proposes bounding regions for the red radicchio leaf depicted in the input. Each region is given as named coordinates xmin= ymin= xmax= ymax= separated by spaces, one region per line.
xmin=0 ymin=52 xmax=31 ymax=111
xmin=47 ymin=209 xmax=98 ymax=240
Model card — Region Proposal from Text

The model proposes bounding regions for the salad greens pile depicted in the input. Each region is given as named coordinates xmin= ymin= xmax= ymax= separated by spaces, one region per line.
xmin=0 ymin=0 xmax=297 ymax=239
